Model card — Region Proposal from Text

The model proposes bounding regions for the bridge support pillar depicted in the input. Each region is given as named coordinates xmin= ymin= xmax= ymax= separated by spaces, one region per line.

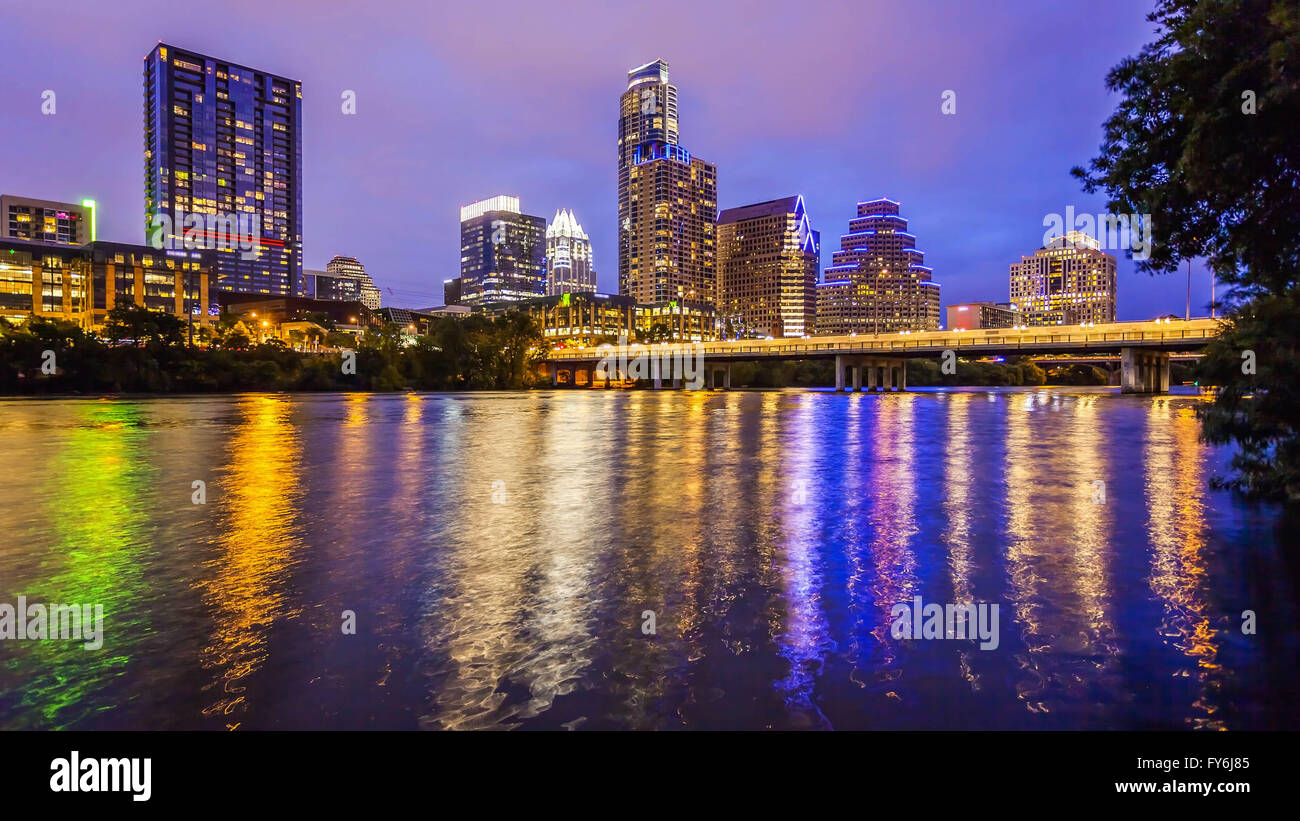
xmin=708 ymin=364 xmax=730 ymax=390
xmin=835 ymin=355 xmax=845 ymax=392
xmin=898 ymin=360 xmax=907 ymax=391
xmin=851 ymin=363 xmax=862 ymax=392
xmin=652 ymin=357 xmax=662 ymax=390
xmin=1121 ymin=348 xmax=1170 ymax=394
xmin=549 ymin=363 xmax=558 ymax=387
xmin=866 ymin=362 xmax=877 ymax=391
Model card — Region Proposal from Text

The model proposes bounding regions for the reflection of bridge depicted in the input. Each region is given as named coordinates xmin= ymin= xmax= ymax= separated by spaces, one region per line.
xmin=543 ymin=318 xmax=1222 ymax=394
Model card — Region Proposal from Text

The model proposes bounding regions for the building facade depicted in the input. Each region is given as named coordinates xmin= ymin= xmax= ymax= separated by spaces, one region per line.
xmin=221 ymin=293 xmax=373 ymax=333
xmin=480 ymin=291 xmax=717 ymax=346
xmin=2 ymin=196 xmax=95 ymax=245
xmin=1009 ymin=231 xmax=1117 ymax=325
xmin=717 ymin=196 xmax=819 ymax=338
xmin=143 ymin=43 xmax=304 ymax=297
xmin=617 ymin=60 xmax=717 ymax=308
xmin=946 ymin=301 xmax=1022 ymax=330
xmin=0 ymin=238 xmax=214 ymax=332
xmin=307 ymin=268 xmax=361 ymax=302
xmin=815 ymin=198 xmax=940 ymax=335
xmin=455 ymin=195 xmax=546 ymax=307
xmin=443 ymin=277 xmax=462 ymax=306
xmin=483 ymin=292 xmax=638 ymax=347
xmin=545 ymin=209 xmax=595 ymax=295
xmin=325 ymin=255 xmax=380 ymax=309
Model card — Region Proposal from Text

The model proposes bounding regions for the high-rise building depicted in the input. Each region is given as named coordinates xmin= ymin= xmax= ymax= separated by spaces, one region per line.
xmin=456 ymin=195 xmax=546 ymax=306
xmin=325 ymin=255 xmax=380 ymax=310
xmin=1009 ymin=231 xmax=1117 ymax=325
xmin=815 ymin=198 xmax=940 ymax=335
xmin=2 ymin=196 xmax=95 ymax=245
xmin=717 ymin=196 xmax=819 ymax=338
xmin=617 ymin=60 xmax=717 ymax=307
xmin=545 ymin=209 xmax=595 ymax=295
xmin=143 ymin=43 xmax=304 ymax=297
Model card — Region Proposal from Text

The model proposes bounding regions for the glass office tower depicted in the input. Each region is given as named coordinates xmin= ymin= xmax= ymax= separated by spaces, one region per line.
xmin=144 ymin=43 xmax=304 ymax=298
xmin=456 ymin=196 xmax=547 ymax=306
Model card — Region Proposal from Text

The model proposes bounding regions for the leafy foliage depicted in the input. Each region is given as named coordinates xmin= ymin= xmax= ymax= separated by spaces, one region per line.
xmin=1073 ymin=0 xmax=1300 ymax=500
xmin=0 ymin=310 xmax=547 ymax=394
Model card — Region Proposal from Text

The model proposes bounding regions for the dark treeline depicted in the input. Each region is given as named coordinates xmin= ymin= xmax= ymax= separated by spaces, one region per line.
xmin=1072 ymin=0 xmax=1300 ymax=500
xmin=0 ymin=305 xmax=545 ymax=393
xmin=4 ymin=307 xmax=1191 ymax=394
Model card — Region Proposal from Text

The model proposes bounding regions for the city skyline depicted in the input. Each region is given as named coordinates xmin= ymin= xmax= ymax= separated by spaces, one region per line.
xmin=0 ymin=0 xmax=1216 ymax=319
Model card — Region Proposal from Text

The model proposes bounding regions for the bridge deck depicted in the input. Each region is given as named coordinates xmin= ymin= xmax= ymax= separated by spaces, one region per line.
xmin=544 ymin=318 xmax=1221 ymax=363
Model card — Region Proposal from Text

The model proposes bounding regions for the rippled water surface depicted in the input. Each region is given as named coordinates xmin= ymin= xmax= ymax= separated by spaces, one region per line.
xmin=1 ymin=389 xmax=1296 ymax=730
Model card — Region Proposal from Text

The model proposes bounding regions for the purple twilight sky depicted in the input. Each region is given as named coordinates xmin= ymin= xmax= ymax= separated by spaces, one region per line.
xmin=0 ymin=0 xmax=1215 ymax=320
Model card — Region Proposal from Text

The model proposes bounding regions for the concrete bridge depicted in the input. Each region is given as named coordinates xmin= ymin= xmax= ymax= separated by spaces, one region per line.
xmin=542 ymin=317 xmax=1221 ymax=394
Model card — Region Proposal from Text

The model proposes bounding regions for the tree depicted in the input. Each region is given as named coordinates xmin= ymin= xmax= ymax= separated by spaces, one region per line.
xmin=642 ymin=322 xmax=672 ymax=344
xmin=103 ymin=304 xmax=186 ymax=349
xmin=325 ymin=330 xmax=356 ymax=350
xmin=494 ymin=311 xmax=544 ymax=388
xmin=1072 ymin=0 xmax=1300 ymax=500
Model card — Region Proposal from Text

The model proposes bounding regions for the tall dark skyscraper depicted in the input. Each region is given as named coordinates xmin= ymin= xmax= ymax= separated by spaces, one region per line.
xmin=143 ymin=43 xmax=304 ymax=297
xmin=617 ymin=60 xmax=717 ymax=307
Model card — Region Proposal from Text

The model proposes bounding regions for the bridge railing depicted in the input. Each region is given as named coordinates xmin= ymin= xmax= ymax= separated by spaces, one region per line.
xmin=544 ymin=320 xmax=1221 ymax=361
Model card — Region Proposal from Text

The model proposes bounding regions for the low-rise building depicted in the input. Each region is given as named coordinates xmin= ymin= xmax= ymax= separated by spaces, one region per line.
xmin=946 ymin=301 xmax=1022 ymax=330
xmin=221 ymin=294 xmax=374 ymax=339
xmin=0 ymin=237 xmax=213 ymax=332
xmin=478 ymin=292 xmax=719 ymax=347
xmin=2 ymin=195 xmax=95 ymax=246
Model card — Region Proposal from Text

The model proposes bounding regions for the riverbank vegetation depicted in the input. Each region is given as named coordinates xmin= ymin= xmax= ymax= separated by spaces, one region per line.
xmin=4 ymin=309 xmax=1198 ymax=395
xmin=0 ymin=305 xmax=546 ymax=393
xmin=1073 ymin=0 xmax=1300 ymax=500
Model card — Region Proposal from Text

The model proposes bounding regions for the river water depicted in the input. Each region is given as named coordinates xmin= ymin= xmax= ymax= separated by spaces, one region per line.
xmin=0 ymin=389 xmax=1296 ymax=730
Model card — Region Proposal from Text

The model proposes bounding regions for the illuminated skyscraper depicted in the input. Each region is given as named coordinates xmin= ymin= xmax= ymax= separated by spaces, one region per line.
xmin=324 ymin=255 xmax=381 ymax=309
xmin=717 ymin=196 xmax=819 ymax=338
xmin=617 ymin=60 xmax=717 ymax=307
xmin=815 ymin=198 xmax=940 ymax=335
xmin=455 ymin=195 xmax=546 ymax=307
xmin=143 ymin=43 xmax=303 ymax=296
xmin=545 ymin=209 xmax=595 ymax=295
xmin=1009 ymin=231 xmax=1116 ymax=325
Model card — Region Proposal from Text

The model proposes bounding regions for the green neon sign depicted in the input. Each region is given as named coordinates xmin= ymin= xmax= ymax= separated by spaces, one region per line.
xmin=81 ymin=199 xmax=96 ymax=242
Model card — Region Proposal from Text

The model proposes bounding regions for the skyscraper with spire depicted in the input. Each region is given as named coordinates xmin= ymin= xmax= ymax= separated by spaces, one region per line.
xmin=617 ymin=60 xmax=717 ymax=308
xmin=545 ymin=209 xmax=595 ymax=295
